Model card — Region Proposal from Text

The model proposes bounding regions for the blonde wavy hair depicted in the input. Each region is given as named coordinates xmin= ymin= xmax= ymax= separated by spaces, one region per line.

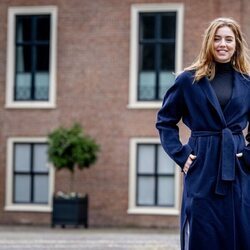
xmin=185 ymin=17 xmax=250 ymax=81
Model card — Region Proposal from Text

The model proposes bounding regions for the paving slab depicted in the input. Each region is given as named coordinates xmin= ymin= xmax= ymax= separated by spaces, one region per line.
xmin=0 ymin=226 xmax=180 ymax=250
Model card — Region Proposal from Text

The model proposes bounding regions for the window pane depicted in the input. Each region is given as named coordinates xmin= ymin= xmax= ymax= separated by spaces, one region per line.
xmin=33 ymin=144 xmax=49 ymax=173
xmin=137 ymin=176 xmax=155 ymax=205
xmin=139 ymin=71 xmax=156 ymax=100
xmin=16 ymin=16 xmax=32 ymax=42
xmin=138 ymin=145 xmax=155 ymax=174
xmin=34 ymin=73 xmax=49 ymax=100
xmin=161 ymin=13 xmax=176 ymax=39
xmin=138 ymin=42 xmax=156 ymax=100
xmin=14 ymin=144 xmax=31 ymax=172
xmin=36 ymin=15 xmax=50 ymax=41
xmin=16 ymin=46 xmax=32 ymax=72
xmin=34 ymin=175 xmax=49 ymax=203
xmin=158 ymin=176 xmax=175 ymax=206
xmin=36 ymin=45 xmax=50 ymax=71
xmin=15 ymin=73 xmax=32 ymax=100
xmin=140 ymin=44 xmax=155 ymax=70
xmin=161 ymin=44 xmax=175 ymax=70
xmin=14 ymin=175 xmax=31 ymax=202
xmin=15 ymin=45 xmax=32 ymax=100
xmin=159 ymin=71 xmax=175 ymax=99
xmin=157 ymin=145 xmax=175 ymax=174
xmin=140 ymin=15 xmax=155 ymax=39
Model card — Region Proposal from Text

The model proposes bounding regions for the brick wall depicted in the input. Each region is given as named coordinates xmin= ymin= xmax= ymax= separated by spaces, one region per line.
xmin=0 ymin=0 xmax=247 ymax=227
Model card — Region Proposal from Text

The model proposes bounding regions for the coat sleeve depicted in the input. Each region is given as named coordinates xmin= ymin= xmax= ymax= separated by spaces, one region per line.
xmin=243 ymin=113 xmax=250 ymax=166
xmin=242 ymin=80 xmax=250 ymax=166
xmin=156 ymin=73 xmax=192 ymax=170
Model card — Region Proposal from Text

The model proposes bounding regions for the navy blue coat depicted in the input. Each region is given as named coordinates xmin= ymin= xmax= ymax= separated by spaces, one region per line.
xmin=156 ymin=70 xmax=250 ymax=250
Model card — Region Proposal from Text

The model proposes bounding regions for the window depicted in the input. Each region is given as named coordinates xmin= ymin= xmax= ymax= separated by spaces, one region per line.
xmin=6 ymin=6 xmax=57 ymax=108
xmin=129 ymin=4 xmax=184 ymax=108
xmin=128 ymin=138 xmax=180 ymax=215
xmin=13 ymin=143 xmax=49 ymax=204
xmin=5 ymin=138 xmax=54 ymax=212
xmin=138 ymin=12 xmax=176 ymax=101
xmin=15 ymin=15 xmax=50 ymax=101
xmin=137 ymin=144 xmax=175 ymax=207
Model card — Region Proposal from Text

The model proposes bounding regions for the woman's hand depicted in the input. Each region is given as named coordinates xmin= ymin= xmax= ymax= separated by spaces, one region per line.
xmin=183 ymin=154 xmax=197 ymax=174
xmin=236 ymin=152 xmax=243 ymax=158
xmin=183 ymin=153 xmax=242 ymax=174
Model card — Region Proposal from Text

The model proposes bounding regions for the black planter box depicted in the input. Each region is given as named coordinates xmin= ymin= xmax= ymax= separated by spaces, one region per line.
xmin=51 ymin=195 xmax=88 ymax=228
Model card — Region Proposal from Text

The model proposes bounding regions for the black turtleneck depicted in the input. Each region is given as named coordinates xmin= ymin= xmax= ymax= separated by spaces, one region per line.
xmin=210 ymin=62 xmax=233 ymax=110
xmin=210 ymin=62 xmax=250 ymax=143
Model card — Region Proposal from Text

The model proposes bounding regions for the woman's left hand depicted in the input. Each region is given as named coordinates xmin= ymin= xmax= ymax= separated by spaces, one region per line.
xmin=236 ymin=152 xmax=243 ymax=158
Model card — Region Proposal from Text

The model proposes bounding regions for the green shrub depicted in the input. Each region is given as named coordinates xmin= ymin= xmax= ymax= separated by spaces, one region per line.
xmin=48 ymin=123 xmax=99 ymax=172
xmin=48 ymin=123 xmax=100 ymax=192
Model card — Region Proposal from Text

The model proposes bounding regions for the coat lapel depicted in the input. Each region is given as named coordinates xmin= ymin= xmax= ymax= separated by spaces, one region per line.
xmin=223 ymin=71 xmax=245 ymax=112
xmin=198 ymin=76 xmax=226 ymax=126
xmin=197 ymin=71 xmax=248 ymax=126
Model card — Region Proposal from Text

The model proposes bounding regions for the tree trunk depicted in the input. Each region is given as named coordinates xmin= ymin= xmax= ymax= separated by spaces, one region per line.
xmin=70 ymin=171 xmax=75 ymax=193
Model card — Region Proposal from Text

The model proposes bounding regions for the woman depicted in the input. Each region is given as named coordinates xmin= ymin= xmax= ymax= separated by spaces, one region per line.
xmin=156 ymin=17 xmax=250 ymax=250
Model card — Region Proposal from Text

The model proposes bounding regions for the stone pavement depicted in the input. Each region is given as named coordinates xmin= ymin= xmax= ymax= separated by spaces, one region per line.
xmin=0 ymin=226 xmax=180 ymax=250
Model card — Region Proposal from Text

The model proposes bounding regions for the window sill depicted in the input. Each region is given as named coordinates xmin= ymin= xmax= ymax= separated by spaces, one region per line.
xmin=5 ymin=102 xmax=56 ymax=109
xmin=127 ymin=207 xmax=179 ymax=215
xmin=5 ymin=204 xmax=52 ymax=212
xmin=127 ymin=102 xmax=162 ymax=109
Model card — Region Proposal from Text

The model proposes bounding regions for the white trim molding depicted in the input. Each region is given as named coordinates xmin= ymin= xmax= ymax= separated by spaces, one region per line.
xmin=5 ymin=6 xmax=58 ymax=109
xmin=128 ymin=3 xmax=184 ymax=109
xmin=5 ymin=137 xmax=55 ymax=212
xmin=127 ymin=137 xmax=181 ymax=215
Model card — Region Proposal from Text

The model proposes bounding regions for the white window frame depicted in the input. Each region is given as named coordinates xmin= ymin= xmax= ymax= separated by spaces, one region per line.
xmin=128 ymin=138 xmax=181 ymax=215
xmin=128 ymin=3 xmax=184 ymax=109
xmin=5 ymin=137 xmax=55 ymax=212
xmin=5 ymin=6 xmax=58 ymax=109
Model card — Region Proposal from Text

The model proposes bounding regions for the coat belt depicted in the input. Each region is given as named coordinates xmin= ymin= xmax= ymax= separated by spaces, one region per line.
xmin=191 ymin=128 xmax=243 ymax=195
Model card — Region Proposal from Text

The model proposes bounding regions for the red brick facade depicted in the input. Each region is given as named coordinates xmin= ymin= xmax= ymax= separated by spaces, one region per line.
xmin=0 ymin=0 xmax=248 ymax=227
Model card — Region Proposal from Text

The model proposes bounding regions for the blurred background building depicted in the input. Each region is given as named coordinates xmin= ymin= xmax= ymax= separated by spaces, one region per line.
xmin=0 ymin=0 xmax=249 ymax=227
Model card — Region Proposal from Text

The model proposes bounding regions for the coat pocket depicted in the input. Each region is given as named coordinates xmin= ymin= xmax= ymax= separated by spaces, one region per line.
xmin=242 ymin=146 xmax=250 ymax=169
xmin=186 ymin=157 xmax=198 ymax=176
xmin=186 ymin=137 xmax=199 ymax=176
xmin=236 ymin=157 xmax=250 ymax=206
xmin=237 ymin=155 xmax=250 ymax=176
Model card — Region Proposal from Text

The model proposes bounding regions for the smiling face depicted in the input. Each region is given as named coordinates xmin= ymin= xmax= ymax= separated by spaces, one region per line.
xmin=213 ymin=26 xmax=236 ymax=63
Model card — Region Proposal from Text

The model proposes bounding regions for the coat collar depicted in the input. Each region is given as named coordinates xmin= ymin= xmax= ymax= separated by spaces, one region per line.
xmin=198 ymin=70 xmax=247 ymax=126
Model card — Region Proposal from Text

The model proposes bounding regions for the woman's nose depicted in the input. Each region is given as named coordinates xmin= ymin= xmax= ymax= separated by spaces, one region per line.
xmin=219 ymin=39 xmax=226 ymax=46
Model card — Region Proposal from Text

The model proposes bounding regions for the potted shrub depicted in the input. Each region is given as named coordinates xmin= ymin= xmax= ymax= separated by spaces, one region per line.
xmin=48 ymin=123 xmax=100 ymax=228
